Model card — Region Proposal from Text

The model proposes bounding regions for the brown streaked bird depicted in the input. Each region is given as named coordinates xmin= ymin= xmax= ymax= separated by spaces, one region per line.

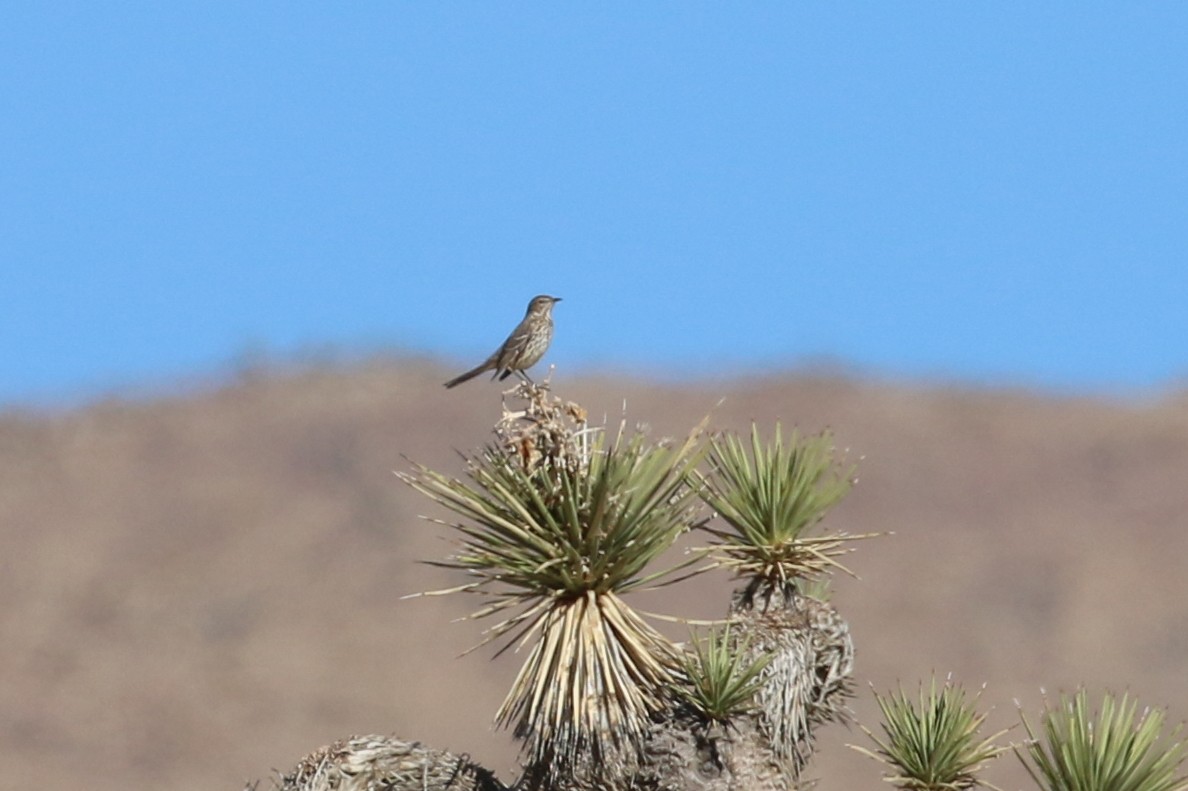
xmin=444 ymin=295 xmax=562 ymax=388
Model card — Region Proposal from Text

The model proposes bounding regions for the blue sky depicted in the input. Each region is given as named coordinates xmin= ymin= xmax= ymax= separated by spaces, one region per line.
xmin=3 ymin=4 xmax=1186 ymax=405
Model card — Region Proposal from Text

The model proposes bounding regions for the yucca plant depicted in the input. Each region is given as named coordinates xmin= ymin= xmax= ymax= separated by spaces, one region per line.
xmin=399 ymin=385 xmax=710 ymax=782
xmin=693 ymin=423 xmax=868 ymax=769
xmin=1016 ymin=689 xmax=1188 ymax=791
xmin=696 ymin=423 xmax=863 ymax=587
xmin=675 ymin=623 xmax=773 ymax=725
xmin=852 ymin=676 xmax=1008 ymax=790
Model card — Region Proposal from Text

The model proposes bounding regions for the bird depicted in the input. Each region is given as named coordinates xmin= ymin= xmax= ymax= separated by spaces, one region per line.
xmin=444 ymin=295 xmax=562 ymax=388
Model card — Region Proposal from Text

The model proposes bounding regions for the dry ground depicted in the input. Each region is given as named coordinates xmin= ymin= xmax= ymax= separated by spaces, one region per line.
xmin=2 ymin=358 xmax=1186 ymax=790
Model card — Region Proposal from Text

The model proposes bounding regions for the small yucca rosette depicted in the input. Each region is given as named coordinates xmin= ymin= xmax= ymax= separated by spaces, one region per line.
xmin=674 ymin=622 xmax=773 ymax=725
xmin=1017 ymin=690 xmax=1188 ymax=791
xmin=695 ymin=422 xmax=866 ymax=584
xmin=853 ymin=676 xmax=1008 ymax=791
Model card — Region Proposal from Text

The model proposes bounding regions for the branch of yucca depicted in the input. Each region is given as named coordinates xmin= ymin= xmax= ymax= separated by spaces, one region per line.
xmin=1016 ymin=689 xmax=1188 ymax=791
xmin=695 ymin=423 xmax=873 ymax=584
xmin=399 ymin=404 xmax=711 ymax=777
xmin=852 ymin=676 xmax=1008 ymax=791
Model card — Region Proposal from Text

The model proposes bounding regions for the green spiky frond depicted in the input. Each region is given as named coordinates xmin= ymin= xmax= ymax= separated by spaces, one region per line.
xmin=400 ymin=387 xmax=710 ymax=776
xmin=675 ymin=623 xmax=773 ymax=725
xmin=853 ymin=676 xmax=1008 ymax=791
xmin=696 ymin=423 xmax=868 ymax=584
xmin=1016 ymin=690 xmax=1188 ymax=791
xmin=403 ymin=419 xmax=708 ymax=619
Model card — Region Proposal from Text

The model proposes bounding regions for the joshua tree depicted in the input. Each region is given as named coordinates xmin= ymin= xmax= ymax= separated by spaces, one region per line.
xmin=257 ymin=380 xmax=865 ymax=791
xmin=253 ymin=380 xmax=1188 ymax=791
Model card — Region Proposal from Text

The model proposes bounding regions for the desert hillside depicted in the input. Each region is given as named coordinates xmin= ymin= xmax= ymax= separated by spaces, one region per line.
xmin=2 ymin=358 xmax=1186 ymax=790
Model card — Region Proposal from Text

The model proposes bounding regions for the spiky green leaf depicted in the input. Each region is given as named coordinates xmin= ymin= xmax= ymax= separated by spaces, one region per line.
xmin=853 ymin=676 xmax=1008 ymax=790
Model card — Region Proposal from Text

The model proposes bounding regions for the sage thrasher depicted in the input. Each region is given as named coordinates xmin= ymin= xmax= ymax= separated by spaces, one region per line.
xmin=444 ymin=295 xmax=562 ymax=388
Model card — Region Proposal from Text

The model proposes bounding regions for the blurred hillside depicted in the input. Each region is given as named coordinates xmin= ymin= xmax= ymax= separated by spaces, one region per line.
xmin=2 ymin=358 xmax=1186 ymax=790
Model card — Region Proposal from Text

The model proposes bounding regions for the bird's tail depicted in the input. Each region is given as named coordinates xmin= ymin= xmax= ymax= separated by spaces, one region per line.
xmin=443 ymin=363 xmax=491 ymax=389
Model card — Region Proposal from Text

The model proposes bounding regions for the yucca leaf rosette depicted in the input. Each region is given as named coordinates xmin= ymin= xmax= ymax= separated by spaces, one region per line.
xmin=690 ymin=422 xmax=870 ymax=768
xmin=400 ymin=398 xmax=709 ymax=777
xmin=696 ymin=423 xmax=862 ymax=585
xmin=1017 ymin=690 xmax=1188 ymax=791
xmin=853 ymin=676 xmax=1008 ymax=790
xmin=675 ymin=623 xmax=773 ymax=726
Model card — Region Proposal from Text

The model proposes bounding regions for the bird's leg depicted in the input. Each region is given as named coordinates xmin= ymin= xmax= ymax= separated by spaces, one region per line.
xmin=517 ymin=370 xmax=552 ymax=392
